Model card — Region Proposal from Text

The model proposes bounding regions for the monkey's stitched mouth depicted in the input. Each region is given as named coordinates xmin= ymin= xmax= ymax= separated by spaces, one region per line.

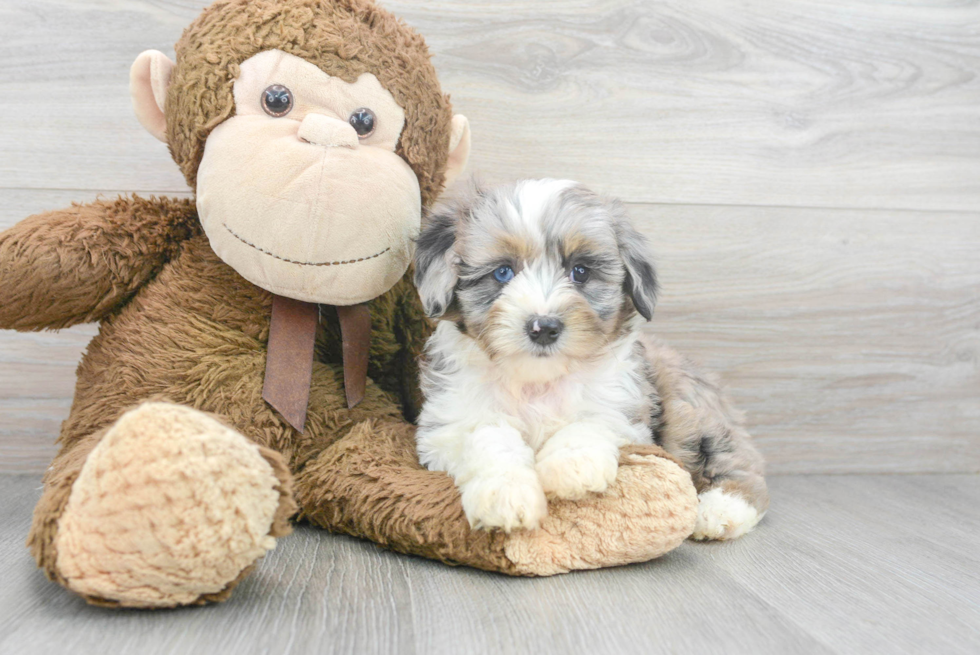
xmin=223 ymin=223 xmax=391 ymax=267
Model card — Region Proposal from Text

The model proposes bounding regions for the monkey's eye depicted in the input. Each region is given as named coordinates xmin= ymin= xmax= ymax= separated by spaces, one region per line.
xmin=570 ymin=265 xmax=590 ymax=284
xmin=349 ymin=108 xmax=376 ymax=138
xmin=262 ymin=85 xmax=293 ymax=117
xmin=493 ymin=266 xmax=515 ymax=284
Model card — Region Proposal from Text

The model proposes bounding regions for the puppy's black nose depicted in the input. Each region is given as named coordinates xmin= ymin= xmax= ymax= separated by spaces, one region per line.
xmin=527 ymin=316 xmax=563 ymax=346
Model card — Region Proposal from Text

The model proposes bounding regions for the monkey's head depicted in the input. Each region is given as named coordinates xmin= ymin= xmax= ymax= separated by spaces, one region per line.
xmin=129 ymin=0 xmax=470 ymax=305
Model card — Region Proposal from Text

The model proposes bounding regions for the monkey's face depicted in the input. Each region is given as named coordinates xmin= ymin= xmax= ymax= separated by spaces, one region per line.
xmin=194 ymin=50 xmax=421 ymax=305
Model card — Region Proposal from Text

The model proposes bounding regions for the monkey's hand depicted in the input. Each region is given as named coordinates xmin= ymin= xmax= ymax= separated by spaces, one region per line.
xmin=0 ymin=195 xmax=198 ymax=330
xmin=297 ymin=419 xmax=698 ymax=576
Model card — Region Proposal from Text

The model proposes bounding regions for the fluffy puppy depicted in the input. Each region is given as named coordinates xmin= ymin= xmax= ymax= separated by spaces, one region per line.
xmin=413 ymin=180 xmax=768 ymax=539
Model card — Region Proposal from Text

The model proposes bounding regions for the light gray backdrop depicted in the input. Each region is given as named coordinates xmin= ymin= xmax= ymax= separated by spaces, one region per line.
xmin=0 ymin=0 xmax=977 ymax=474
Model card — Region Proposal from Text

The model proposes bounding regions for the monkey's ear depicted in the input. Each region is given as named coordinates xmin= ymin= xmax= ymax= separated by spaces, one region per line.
xmin=614 ymin=210 xmax=659 ymax=321
xmin=413 ymin=210 xmax=460 ymax=319
xmin=444 ymin=115 xmax=471 ymax=188
xmin=130 ymin=50 xmax=175 ymax=143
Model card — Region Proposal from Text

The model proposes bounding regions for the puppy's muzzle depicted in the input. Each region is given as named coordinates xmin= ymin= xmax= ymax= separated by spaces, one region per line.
xmin=526 ymin=315 xmax=563 ymax=346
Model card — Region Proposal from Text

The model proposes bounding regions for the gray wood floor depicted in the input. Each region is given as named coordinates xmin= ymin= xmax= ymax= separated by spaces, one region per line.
xmin=1 ymin=474 xmax=977 ymax=655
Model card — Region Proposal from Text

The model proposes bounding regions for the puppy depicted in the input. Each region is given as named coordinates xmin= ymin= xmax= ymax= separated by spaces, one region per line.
xmin=413 ymin=180 xmax=768 ymax=539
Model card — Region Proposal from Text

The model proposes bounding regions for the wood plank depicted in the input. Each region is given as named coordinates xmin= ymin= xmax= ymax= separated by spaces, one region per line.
xmin=0 ymin=399 xmax=75 ymax=475
xmin=0 ymin=0 xmax=196 ymax=195
xmin=634 ymin=203 xmax=980 ymax=474
xmin=403 ymin=0 xmax=980 ymax=210
xmin=0 ymin=0 xmax=978 ymax=209
xmin=0 ymin=474 xmax=977 ymax=654
xmin=703 ymin=475 xmax=980 ymax=654
xmin=1 ymin=190 xmax=977 ymax=474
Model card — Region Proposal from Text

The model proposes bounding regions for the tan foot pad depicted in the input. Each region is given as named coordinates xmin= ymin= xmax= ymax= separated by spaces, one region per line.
xmin=55 ymin=402 xmax=284 ymax=607
xmin=503 ymin=448 xmax=698 ymax=575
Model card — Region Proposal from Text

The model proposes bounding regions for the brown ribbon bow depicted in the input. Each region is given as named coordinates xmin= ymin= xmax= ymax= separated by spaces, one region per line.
xmin=262 ymin=294 xmax=371 ymax=433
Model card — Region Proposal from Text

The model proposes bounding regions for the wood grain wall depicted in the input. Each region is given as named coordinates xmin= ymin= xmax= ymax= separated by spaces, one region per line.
xmin=0 ymin=0 xmax=977 ymax=474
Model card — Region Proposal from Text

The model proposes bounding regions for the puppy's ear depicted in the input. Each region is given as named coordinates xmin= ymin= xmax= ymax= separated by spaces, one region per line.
xmin=414 ymin=209 xmax=460 ymax=319
xmin=613 ymin=210 xmax=659 ymax=321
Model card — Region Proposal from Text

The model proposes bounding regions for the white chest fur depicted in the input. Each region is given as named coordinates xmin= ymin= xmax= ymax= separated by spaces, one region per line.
xmin=416 ymin=322 xmax=653 ymax=470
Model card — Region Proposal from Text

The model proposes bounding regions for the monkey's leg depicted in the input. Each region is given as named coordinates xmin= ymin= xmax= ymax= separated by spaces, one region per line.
xmin=641 ymin=334 xmax=770 ymax=541
xmin=28 ymin=402 xmax=295 ymax=608
xmin=294 ymin=418 xmax=697 ymax=576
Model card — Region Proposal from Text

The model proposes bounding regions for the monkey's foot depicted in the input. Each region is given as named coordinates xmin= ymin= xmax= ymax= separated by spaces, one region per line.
xmin=53 ymin=402 xmax=295 ymax=608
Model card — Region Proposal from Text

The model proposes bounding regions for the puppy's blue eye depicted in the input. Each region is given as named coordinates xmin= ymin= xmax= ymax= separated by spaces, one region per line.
xmin=570 ymin=265 xmax=590 ymax=283
xmin=493 ymin=266 xmax=514 ymax=283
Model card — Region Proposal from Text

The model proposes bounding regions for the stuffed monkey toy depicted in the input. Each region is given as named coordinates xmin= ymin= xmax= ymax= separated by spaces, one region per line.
xmin=0 ymin=0 xmax=715 ymax=609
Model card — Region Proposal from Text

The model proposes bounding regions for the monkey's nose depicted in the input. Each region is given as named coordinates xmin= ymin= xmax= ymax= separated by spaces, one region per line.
xmin=297 ymin=114 xmax=359 ymax=149
xmin=526 ymin=316 xmax=563 ymax=346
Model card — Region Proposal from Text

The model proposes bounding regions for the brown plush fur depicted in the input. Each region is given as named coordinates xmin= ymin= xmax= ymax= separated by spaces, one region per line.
xmin=4 ymin=0 xmax=702 ymax=607
xmin=0 ymin=196 xmax=198 ymax=331
xmin=294 ymin=418 xmax=519 ymax=573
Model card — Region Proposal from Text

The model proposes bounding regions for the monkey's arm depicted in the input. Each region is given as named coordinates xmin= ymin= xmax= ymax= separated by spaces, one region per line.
xmin=0 ymin=195 xmax=199 ymax=330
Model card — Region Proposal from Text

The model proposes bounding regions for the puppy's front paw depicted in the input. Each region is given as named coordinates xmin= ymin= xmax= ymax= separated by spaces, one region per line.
xmin=536 ymin=448 xmax=618 ymax=500
xmin=460 ymin=469 xmax=548 ymax=532
xmin=691 ymin=488 xmax=762 ymax=541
